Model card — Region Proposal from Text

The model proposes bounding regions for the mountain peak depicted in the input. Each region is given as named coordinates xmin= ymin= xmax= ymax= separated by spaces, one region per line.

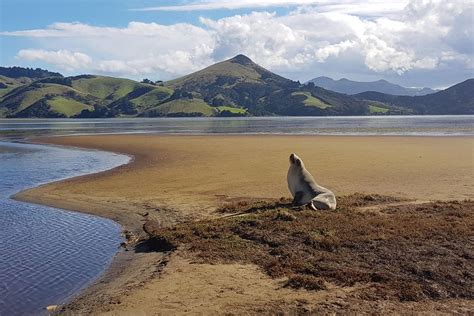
xmin=229 ymin=54 xmax=254 ymax=66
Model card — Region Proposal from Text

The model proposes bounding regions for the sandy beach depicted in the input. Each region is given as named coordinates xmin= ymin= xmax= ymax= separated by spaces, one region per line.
xmin=14 ymin=134 xmax=474 ymax=314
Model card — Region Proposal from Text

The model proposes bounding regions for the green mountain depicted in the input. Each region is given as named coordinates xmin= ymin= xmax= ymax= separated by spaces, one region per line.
xmin=0 ymin=59 xmax=472 ymax=118
xmin=0 ymin=67 xmax=63 ymax=99
xmin=162 ymin=54 xmax=368 ymax=116
xmin=0 ymin=74 xmax=165 ymax=118
xmin=354 ymin=79 xmax=474 ymax=114
xmin=0 ymin=81 xmax=94 ymax=117
xmin=0 ymin=57 xmax=371 ymax=117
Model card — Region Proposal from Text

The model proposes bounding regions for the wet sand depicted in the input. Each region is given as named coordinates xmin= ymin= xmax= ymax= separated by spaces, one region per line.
xmin=14 ymin=134 xmax=474 ymax=314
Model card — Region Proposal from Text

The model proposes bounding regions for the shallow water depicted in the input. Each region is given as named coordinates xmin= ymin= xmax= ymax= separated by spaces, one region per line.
xmin=0 ymin=142 xmax=129 ymax=315
xmin=0 ymin=115 xmax=473 ymax=139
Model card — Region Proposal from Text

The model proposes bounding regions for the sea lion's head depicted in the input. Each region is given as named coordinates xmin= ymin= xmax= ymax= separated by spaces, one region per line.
xmin=289 ymin=153 xmax=302 ymax=167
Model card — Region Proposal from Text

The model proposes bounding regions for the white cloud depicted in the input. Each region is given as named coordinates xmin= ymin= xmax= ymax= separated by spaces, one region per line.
xmin=4 ymin=0 xmax=473 ymax=85
xmin=8 ymin=22 xmax=215 ymax=77
xmin=16 ymin=49 xmax=92 ymax=71
xmin=134 ymin=0 xmax=328 ymax=12
xmin=133 ymin=0 xmax=408 ymax=17
xmin=199 ymin=2 xmax=472 ymax=75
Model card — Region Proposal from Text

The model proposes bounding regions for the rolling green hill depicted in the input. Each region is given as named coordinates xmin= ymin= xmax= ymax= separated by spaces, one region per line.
xmin=140 ymin=98 xmax=215 ymax=117
xmin=129 ymin=86 xmax=174 ymax=109
xmin=0 ymin=74 xmax=169 ymax=118
xmin=0 ymin=82 xmax=97 ymax=117
xmin=47 ymin=97 xmax=93 ymax=117
xmin=291 ymin=91 xmax=331 ymax=109
xmin=71 ymin=75 xmax=146 ymax=101
xmin=0 ymin=76 xmax=32 ymax=98
xmin=167 ymin=54 xmax=291 ymax=89
xmin=0 ymin=59 xmax=472 ymax=118
xmin=166 ymin=54 xmax=370 ymax=116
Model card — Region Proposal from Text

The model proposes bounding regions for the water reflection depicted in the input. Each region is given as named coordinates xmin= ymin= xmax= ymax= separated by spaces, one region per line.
xmin=0 ymin=116 xmax=473 ymax=140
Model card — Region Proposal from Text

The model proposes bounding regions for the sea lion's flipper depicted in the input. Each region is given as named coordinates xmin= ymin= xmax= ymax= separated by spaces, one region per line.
xmin=310 ymin=200 xmax=329 ymax=210
xmin=292 ymin=191 xmax=305 ymax=206
xmin=311 ymin=193 xmax=337 ymax=211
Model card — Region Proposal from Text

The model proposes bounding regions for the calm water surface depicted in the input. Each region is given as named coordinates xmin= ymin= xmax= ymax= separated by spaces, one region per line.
xmin=0 ymin=115 xmax=473 ymax=139
xmin=0 ymin=142 xmax=129 ymax=315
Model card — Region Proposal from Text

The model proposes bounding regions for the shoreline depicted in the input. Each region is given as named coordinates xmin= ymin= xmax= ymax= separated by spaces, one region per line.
xmin=12 ymin=134 xmax=474 ymax=313
xmin=0 ymin=140 xmax=132 ymax=314
xmin=9 ymin=140 xmax=154 ymax=313
xmin=13 ymin=141 xmax=141 ymax=233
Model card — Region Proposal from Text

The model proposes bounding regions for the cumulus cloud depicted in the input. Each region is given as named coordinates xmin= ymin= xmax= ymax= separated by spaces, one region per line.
xmin=4 ymin=0 xmax=473 ymax=85
xmin=16 ymin=49 xmax=92 ymax=71
xmin=200 ymin=2 xmax=472 ymax=75
xmin=8 ymin=22 xmax=215 ymax=77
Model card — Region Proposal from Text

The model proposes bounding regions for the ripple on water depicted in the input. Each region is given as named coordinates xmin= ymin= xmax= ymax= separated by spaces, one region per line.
xmin=0 ymin=142 xmax=129 ymax=315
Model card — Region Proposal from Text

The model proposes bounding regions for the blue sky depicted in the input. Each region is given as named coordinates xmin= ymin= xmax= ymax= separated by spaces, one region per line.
xmin=1 ymin=0 xmax=473 ymax=88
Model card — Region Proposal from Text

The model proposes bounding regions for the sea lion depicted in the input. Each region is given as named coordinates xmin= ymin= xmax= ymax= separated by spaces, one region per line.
xmin=287 ymin=153 xmax=337 ymax=210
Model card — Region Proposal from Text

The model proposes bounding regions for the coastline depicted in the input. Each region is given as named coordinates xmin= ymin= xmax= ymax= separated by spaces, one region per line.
xmin=0 ymin=140 xmax=131 ymax=314
xmin=13 ymin=134 xmax=474 ymax=314
xmin=9 ymin=140 xmax=160 ymax=314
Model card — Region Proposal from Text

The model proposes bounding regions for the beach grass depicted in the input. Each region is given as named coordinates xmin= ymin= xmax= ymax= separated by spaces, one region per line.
xmin=144 ymin=194 xmax=474 ymax=302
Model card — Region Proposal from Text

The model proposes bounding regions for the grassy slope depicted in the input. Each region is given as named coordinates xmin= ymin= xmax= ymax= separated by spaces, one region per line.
xmin=216 ymin=106 xmax=248 ymax=114
xmin=368 ymin=104 xmax=389 ymax=114
xmin=130 ymin=86 xmax=174 ymax=108
xmin=48 ymin=97 xmax=93 ymax=117
xmin=71 ymin=76 xmax=145 ymax=101
xmin=166 ymin=59 xmax=262 ymax=88
xmin=0 ymin=75 xmax=173 ymax=118
xmin=0 ymin=85 xmax=19 ymax=99
xmin=291 ymin=91 xmax=331 ymax=109
xmin=1 ymin=83 xmax=89 ymax=114
xmin=146 ymin=98 xmax=214 ymax=116
xmin=165 ymin=55 xmax=367 ymax=116
xmin=0 ymin=76 xmax=29 ymax=98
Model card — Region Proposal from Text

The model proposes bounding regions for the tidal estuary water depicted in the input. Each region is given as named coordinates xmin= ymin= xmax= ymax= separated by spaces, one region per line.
xmin=0 ymin=115 xmax=472 ymax=314
xmin=1 ymin=115 xmax=473 ymax=138
xmin=0 ymin=142 xmax=129 ymax=315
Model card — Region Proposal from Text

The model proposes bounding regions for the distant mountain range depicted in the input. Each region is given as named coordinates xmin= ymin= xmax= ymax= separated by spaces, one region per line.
xmin=308 ymin=76 xmax=438 ymax=96
xmin=354 ymin=79 xmax=474 ymax=115
xmin=0 ymin=55 xmax=472 ymax=118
